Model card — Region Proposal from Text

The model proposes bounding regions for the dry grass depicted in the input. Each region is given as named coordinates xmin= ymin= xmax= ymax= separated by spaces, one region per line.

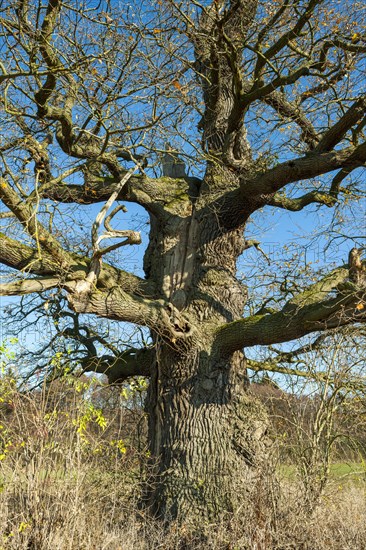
xmin=1 ymin=472 xmax=365 ymax=549
xmin=1 ymin=379 xmax=365 ymax=549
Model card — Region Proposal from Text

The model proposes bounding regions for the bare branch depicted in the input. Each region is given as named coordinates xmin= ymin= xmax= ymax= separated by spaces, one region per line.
xmin=0 ymin=276 xmax=62 ymax=296
xmin=267 ymin=190 xmax=337 ymax=211
xmin=80 ymin=347 xmax=154 ymax=383
xmin=216 ymin=264 xmax=366 ymax=352
xmin=86 ymin=165 xmax=141 ymax=286
xmin=241 ymin=140 xmax=366 ymax=202
xmin=247 ymin=358 xmax=365 ymax=393
xmin=263 ymin=91 xmax=319 ymax=149
xmin=252 ymin=0 xmax=323 ymax=84
xmin=314 ymin=98 xmax=366 ymax=153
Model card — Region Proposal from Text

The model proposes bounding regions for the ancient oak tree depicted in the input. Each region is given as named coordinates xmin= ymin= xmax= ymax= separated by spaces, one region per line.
xmin=0 ymin=0 xmax=365 ymax=521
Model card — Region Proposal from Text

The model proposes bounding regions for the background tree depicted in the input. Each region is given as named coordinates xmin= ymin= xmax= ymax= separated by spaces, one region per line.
xmin=250 ymin=329 xmax=366 ymax=510
xmin=0 ymin=0 xmax=365 ymax=523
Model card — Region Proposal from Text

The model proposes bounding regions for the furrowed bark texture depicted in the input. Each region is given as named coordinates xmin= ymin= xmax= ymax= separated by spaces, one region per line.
xmin=139 ymin=1 xmax=271 ymax=519
xmin=141 ymin=166 xmax=268 ymax=520
xmin=145 ymin=345 xmax=267 ymax=520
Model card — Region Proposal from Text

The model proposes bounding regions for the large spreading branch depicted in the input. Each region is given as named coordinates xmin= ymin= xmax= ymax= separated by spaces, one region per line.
xmin=0 ymin=236 xmax=193 ymax=347
xmin=0 ymin=233 xmax=155 ymax=298
xmin=48 ymin=304 xmax=155 ymax=383
xmin=37 ymin=171 xmax=200 ymax=216
xmin=215 ymin=264 xmax=366 ymax=353
xmin=242 ymin=141 xmax=366 ymax=201
xmin=65 ymin=284 xmax=193 ymax=346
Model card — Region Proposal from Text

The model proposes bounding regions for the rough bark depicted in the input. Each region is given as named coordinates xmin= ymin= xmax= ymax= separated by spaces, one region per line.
xmin=144 ymin=343 xmax=267 ymax=521
xmin=138 ymin=163 xmax=268 ymax=521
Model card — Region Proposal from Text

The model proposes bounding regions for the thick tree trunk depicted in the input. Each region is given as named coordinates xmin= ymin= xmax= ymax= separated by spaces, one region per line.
xmin=141 ymin=164 xmax=268 ymax=522
xmin=144 ymin=344 xmax=268 ymax=521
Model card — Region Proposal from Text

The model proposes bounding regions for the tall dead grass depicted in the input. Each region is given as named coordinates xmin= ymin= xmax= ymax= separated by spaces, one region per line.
xmin=1 ymin=377 xmax=365 ymax=549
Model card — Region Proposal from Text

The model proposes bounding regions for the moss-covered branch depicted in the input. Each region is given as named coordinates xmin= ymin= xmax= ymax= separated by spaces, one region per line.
xmin=216 ymin=265 xmax=365 ymax=352
xmin=0 ymin=233 xmax=155 ymax=298
xmin=242 ymin=144 xmax=366 ymax=198
xmin=267 ymin=190 xmax=337 ymax=211
xmin=0 ymin=177 xmax=73 ymax=269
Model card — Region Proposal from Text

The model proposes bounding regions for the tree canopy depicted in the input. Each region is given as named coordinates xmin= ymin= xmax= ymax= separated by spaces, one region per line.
xmin=0 ymin=0 xmax=365 ymax=522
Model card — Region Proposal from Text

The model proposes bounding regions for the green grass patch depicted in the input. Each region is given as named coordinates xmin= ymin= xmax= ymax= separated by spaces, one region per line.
xmin=329 ymin=462 xmax=366 ymax=482
xmin=278 ymin=462 xmax=366 ymax=485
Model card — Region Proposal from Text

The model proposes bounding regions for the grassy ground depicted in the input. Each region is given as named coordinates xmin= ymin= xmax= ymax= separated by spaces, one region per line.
xmin=1 ymin=458 xmax=365 ymax=549
xmin=1 ymin=379 xmax=365 ymax=549
xmin=329 ymin=461 xmax=366 ymax=479
xmin=279 ymin=461 xmax=366 ymax=484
